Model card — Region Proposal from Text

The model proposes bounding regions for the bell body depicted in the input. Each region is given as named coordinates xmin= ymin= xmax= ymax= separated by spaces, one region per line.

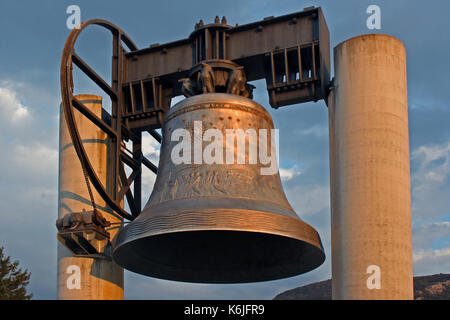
xmin=113 ymin=93 xmax=324 ymax=283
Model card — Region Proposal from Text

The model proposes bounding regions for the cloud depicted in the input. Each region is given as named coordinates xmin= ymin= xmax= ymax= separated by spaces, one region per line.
xmin=141 ymin=167 xmax=157 ymax=207
xmin=0 ymin=78 xmax=60 ymax=299
xmin=142 ymin=133 xmax=161 ymax=160
xmin=413 ymin=222 xmax=450 ymax=251
xmin=413 ymin=247 xmax=450 ymax=275
xmin=298 ymin=124 xmax=328 ymax=138
xmin=279 ymin=165 xmax=300 ymax=181
xmin=0 ymin=80 xmax=59 ymax=184
xmin=285 ymin=185 xmax=330 ymax=217
xmin=414 ymin=247 xmax=450 ymax=263
xmin=411 ymin=141 xmax=450 ymax=220
xmin=0 ymin=85 xmax=29 ymax=123
xmin=413 ymin=142 xmax=450 ymax=171
xmin=11 ymin=143 xmax=58 ymax=178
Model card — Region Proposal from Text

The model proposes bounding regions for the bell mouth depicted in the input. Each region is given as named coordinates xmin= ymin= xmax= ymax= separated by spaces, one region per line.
xmin=114 ymin=230 xmax=324 ymax=283
xmin=113 ymin=207 xmax=325 ymax=283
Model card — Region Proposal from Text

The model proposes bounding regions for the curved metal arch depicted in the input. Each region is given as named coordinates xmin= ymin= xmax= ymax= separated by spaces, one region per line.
xmin=60 ymin=19 xmax=139 ymax=221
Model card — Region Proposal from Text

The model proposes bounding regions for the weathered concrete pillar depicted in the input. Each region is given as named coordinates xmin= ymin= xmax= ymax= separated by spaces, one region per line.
xmin=328 ymin=34 xmax=413 ymax=299
xmin=57 ymin=95 xmax=124 ymax=300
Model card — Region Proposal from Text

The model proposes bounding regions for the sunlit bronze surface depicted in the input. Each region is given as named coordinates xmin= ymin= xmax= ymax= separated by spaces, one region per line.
xmin=113 ymin=94 xmax=324 ymax=283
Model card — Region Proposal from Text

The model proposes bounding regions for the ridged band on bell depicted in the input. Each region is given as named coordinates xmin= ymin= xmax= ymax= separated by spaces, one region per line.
xmin=113 ymin=93 xmax=324 ymax=283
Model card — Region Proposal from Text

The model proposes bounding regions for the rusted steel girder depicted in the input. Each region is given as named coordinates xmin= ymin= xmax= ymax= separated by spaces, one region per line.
xmin=124 ymin=7 xmax=330 ymax=111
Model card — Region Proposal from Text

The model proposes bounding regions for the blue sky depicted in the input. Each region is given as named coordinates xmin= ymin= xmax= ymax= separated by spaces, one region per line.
xmin=0 ymin=0 xmax=449 ymax=299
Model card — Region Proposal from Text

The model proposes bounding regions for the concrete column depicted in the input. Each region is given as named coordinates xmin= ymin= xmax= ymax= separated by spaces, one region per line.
xmin=57 ymin=95 xmax=124 ymax=300
xmin=328 ymin=34 xmax=413 ymax=299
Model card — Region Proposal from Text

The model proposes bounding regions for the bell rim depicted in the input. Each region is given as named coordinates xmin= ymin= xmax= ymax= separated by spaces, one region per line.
xmin=116 ymin=209 xmax=322 ymax=246
xmin=113 ymin=208 xmax=325 ymax=283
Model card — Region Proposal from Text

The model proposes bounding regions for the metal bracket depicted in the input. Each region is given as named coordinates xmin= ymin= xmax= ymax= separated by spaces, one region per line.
xmin=56 ymin=210 xmax=112 ymax=258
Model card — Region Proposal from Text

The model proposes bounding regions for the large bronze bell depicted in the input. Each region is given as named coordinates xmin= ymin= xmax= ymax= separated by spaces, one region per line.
xmin=113 ymin=92 xmax=325 ymax=283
